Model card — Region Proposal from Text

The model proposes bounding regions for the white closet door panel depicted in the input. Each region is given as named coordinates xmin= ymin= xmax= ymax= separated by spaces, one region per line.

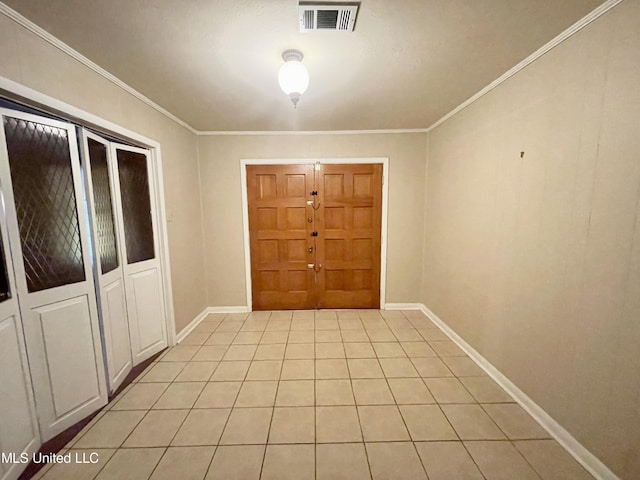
xmin=32 ymin=295 xmax=101 ymax=418
xmin=103 ymin=276 xmax=131 ymax=386
xmin=80 ymin=131 xmax=132 ymax=394
xmin=111 ymin=143 xmax=167 ymax=365
xmin=0 ymin=315 xmax=39 ymax=470
xmin=0 ymin=118 xmax=40 ymax=479
xmin=129 ymin=267 xmax=165 ymax=359
xmin=0 ymin=109 xmax=107 ymax=440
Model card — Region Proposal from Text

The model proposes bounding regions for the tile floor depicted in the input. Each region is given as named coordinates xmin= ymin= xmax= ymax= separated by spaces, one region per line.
xmin=36 ymin=310 xmax=594 ymax=480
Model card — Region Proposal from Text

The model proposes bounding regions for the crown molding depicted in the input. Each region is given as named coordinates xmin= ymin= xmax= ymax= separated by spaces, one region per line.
xmin=0 ymin=2 xmax=198 ymax=135
xmin=1 ymin=0 xmax=624 ymax=137
xmin=195 ymin=128 xmax=429 ymax=136
xmin=426 ymin=0 xmax=625 ymax=132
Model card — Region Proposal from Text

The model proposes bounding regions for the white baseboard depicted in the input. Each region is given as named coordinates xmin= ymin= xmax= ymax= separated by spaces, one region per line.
xmin=175 ymin=308 xmax=210 ymax=343
xmin=175 ymin=306 xmax=251 ymax=343
xmin=208 ymin=306 xmax=251 ymax=313
xmin=418 ymin=303 xmax=620 ymax=480
xmin=384 ymin=303 xmax=424 ymax=310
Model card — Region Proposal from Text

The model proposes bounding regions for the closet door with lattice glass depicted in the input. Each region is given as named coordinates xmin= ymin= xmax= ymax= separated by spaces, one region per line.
xmin=0 ymin=109 xmax=107 ymax=441
xmin=0 ymin=222 xmax=40 ymax=480
xmin=80 ymin=131 xmax=132 ymax=393
xmin=110 ymin=143 xmax=167 ymax=364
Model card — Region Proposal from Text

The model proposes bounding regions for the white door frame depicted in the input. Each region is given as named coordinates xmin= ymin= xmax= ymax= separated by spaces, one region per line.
xmin=240 ymin=157 xmax=389 ymax=310
xmin=0 ymin=76 xmax=177 ymax=346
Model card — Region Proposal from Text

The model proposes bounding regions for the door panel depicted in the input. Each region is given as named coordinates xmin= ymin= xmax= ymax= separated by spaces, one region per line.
xmin=0 ymin=316 xmax=39 ymax=480
xmin=111 ymin=144 xmax=167 ymax=364
xmin=0 ymin=109 xmax=107 ymax=441
xmin=247 ymin=163 xmax=382 ymax=310
xmin=317 ymin=164 xmax=382 ymax=308
xmin=80 ymin=131 xmax=132 ymax=393
xmin=35 ymin=296 xmax=101 ymax=416
xmin=0 ymin=220 xmax=40 ymax=480
xmin=247 ymin=164 xmax=315 ymax=310
xmin=130 ymin=268 xmax=165 ymax=353
xmin=102 ymin=277 xmax=130 ymax=385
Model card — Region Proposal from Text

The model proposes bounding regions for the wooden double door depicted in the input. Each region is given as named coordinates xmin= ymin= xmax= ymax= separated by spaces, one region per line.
xmin=247 ymin=163 xmax=383 ymax=310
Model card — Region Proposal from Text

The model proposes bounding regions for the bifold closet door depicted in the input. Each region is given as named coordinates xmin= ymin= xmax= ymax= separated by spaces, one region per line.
xmin=0 ymin=109 xmax=107 ymax=440
xmin=0 ymin=222 xmax=40 ymax=480
xmin=80 ymin=131 xmax=132 ymax=393
xmin=111 ymin=144 xmax=167 ymax=364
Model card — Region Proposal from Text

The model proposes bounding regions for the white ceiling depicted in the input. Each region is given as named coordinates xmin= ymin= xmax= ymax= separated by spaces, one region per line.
xmin=5 ymin=0 xmax=604 ymax=131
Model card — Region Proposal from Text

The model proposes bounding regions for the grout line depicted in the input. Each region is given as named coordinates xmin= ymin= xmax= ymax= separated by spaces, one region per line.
xmin=380 ymin=314 xmax=431 ymax=479
xmin=313 ymin=331 xmax=318 ymax=480
xmin=68 ymin=439 xmax=494 ymax=447
xmin=79 ymin=309 xmax=579 ymax=480
xmin=475 ymin=399 xmax=554 ymax=478
xmin=200 ymin=446 xmax=219 ymax=480
xmin=349 ymin=365 xmax=373 ymax=479
xmin=254 ymin=312 xmax=273 ymax=479
xmin=406 ymin=311 xmax=490 ymax=479
xmin=200 ymin=314 xmax=267 ymax=479
xmin=145 ymin=447 xmax=170 ymax=480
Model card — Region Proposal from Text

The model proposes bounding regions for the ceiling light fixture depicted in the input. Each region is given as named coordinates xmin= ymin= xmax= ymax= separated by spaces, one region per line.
xmin=278 ymin=49 xmax=309 ymax=108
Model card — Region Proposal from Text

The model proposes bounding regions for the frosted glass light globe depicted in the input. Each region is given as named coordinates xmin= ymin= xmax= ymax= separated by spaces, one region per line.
xmin=278 ymin=60 xmax=309 ymax=95
xmin=278 ymin=49 xmax=309 ymax=107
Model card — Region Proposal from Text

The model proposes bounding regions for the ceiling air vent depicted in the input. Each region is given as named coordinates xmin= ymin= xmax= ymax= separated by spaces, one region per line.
xmin=299 ymin=2 xmax=360 ymax=32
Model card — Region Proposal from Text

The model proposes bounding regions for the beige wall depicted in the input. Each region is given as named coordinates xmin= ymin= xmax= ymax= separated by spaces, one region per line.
xmin=197 ymin=133 xmax=427 ymax=307
xmin=423 ymin=2 xmax=640 ymax=478
xmin=4 ymin=4 xmax=638 ymax=477
xmin=0 ymin=14 xmax=207 ymax=332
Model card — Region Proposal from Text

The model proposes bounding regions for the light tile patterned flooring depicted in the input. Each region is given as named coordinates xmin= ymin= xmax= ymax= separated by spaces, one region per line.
xmin=37 ymin=310 xmax=594 ymax=480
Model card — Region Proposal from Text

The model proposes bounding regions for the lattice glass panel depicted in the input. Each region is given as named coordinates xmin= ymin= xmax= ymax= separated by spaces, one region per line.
xmin=116 ymin=149 xmax=155 ymax=264
xmin=3 ymin=116 xmax=85 ymax=292
xmin=87 ymin=138 xmax=118 ymax=274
